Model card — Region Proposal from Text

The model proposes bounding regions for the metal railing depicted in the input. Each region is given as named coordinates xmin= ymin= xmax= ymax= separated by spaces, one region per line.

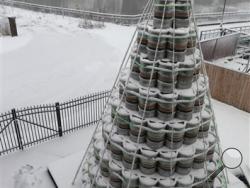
xmin=0 ymin=90 xmax=111 ymax=156
xmin=200 ymin=28 xmax=233 ymax=41
xmin=0 ymin=0 xmax=144 ymax=24
xmin=1 ymin=0 xmax=250 ymax=25
xmin=200 ymin=26 xmax=250 ymax=41
xmin=200 ymin=26 xmax=250 ymax=73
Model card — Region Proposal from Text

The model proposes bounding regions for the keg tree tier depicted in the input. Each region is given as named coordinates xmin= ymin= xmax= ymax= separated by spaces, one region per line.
xmin=82 ymin=0 xmax=228 ymax=187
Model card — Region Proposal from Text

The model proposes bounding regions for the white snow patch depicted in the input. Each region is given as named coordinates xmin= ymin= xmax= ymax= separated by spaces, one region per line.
xmin=14 ymin=165 xmax=42 ymax=188
xmin=0 ymin=126 xmax=95 ymax=188
xmin=0 ymin=6 xmax=135 ymax=113
xmin=48 ymin=152 xmax=84 ymax=188
xmin=213 ymin=57 xmax=249 ymax=73
xmin=213 ymin=100 xmax=250 ymax=169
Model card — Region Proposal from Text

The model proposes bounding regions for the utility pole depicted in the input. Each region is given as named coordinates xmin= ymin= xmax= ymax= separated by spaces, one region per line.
xmin=220 ymin=0 xmax=227 ymax=36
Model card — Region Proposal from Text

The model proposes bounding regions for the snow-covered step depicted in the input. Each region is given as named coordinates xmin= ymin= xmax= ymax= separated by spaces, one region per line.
xmin=48 ymin=152 xmax=84 ymax=188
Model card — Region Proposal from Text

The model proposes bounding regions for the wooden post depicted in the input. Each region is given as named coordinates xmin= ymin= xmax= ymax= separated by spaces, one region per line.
xmin=8 ymin=17 xmax=18 ymax=37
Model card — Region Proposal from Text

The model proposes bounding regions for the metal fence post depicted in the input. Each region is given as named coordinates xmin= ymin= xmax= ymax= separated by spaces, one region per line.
xmin=55 ymin=102 xmax=63 ymax=137
xmin=200 ymin=31 xmax=203 ymax=41
xmin=12 ymin=109 xmax=23 ymax=150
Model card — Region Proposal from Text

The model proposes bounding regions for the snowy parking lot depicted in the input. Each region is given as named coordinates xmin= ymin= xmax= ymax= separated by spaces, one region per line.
xmin=0 ymin=5 xmax=249 ymax=188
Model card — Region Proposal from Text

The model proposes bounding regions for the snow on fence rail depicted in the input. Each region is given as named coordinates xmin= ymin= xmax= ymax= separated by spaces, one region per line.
xmin=0 ymin=90 xmax=110 ymax=156
xmin=2 ymin=0 xmax=250 ymax=25
xmin=200 ymin=26 xmax=250 ymax=41
xmin=1 ymin=0 xmax=143 ymax=25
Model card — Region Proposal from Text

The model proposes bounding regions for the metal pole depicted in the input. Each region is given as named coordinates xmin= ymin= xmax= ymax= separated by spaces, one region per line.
xmin=12 ymin=109 xmax=23 ymax=150
xmin=246 ymin=39 xmax=250 ymax=73
xmin=246 ymin=52 xmax=250 ymax=73
xmin=220 ymin=0 xmax=227 ymax=29
xmin=55 ymin=102 xmax=63 ymax=137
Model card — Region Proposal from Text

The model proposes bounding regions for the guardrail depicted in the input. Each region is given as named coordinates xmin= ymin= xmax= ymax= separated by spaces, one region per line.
xmin=0 ymin=0 xmax=144 ymax=24
xmin=200 ymin=26 xmax=250 ymax=66
xmin=2 ymin=0 xmax=250 ymax=25
xmin=200 ymin=26 xmax=250 ymax=41
xmin=0 ymin=90 xmax=110 ymax=156
xmin=201 ymin=32 xmax=240 ymax=61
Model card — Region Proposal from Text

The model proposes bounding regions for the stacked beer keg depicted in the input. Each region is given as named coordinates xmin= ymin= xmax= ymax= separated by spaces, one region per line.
xmin=83 ymin=0 xmax=226 ymax=187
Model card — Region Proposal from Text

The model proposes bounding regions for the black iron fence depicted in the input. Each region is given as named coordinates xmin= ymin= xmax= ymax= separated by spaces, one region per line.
xmin=0 ymin=90 xmax=110 ymax=156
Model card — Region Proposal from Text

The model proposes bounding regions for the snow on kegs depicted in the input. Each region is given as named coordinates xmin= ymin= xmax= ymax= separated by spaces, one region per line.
xmin=139 ymin=57 xmax=158 ymax=87
xmin=166 ymin=122 xmax=186 ymax=149
xmin=184 ymin=116 xmax=200 ymax=145
xmin=129 ymin=115 xmax=147 ymax=143
xmin=125 ymin=82 xmax=139 ymax=111
xmin=109 ymin=161 xmax=122 ymax=188
xmin=140 ymin=148 xmax=158 ymax=174
xmin=85 ymin=0 xmax=225 ymax=186
xmin=158 ymin=60 xmax=178 ymax=94
xmin=138 ymin=87 xmax=158 ymax=118
xmin=158 ymin=92 xmax=178 ymax=121
xmin=158 ymin=151 xmax=178 ymax=177
xmin=147 ymin=120 xmax=166 ymax=149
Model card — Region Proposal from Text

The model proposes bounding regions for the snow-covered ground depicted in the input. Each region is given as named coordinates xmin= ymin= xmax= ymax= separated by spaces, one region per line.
xmin=0 ymin=126 xmax=95 ymax=188
xmin=213 ymin=100 xmax=250 ymax=168
xmin=0 ymin=100 xmax=248 ymax=188
xmin=0 ymin=5 xmax=249 ymax=188
xmin=213 ymin=56 xmax=249 ymax=73
xmin=0 ymin=6 xmax=135 ymax=113
xmin=1 ymin=6 xmax=250 ymax=112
